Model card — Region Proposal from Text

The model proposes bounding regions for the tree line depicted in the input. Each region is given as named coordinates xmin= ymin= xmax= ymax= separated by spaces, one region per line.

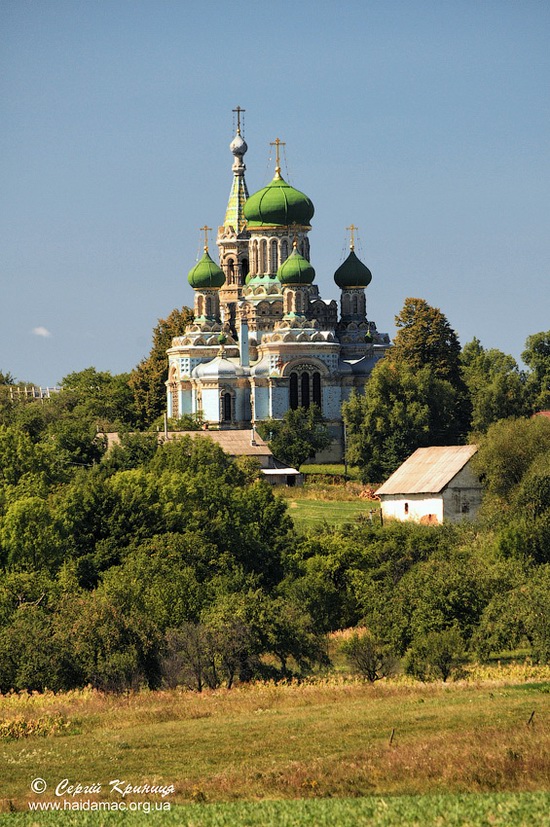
xmin=0 ymin=300 xmax=549 ymax=691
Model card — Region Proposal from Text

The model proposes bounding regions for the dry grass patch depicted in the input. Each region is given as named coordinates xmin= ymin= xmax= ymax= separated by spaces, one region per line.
xmin=2 ymin=671 xmax=549 ymax=807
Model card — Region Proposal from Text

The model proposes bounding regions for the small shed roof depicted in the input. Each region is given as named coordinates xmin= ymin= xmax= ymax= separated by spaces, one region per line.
xmin=161 ymin=429 xmax=272 ymax=457
xmin=103 ymin=429 xmax=272 ymax=457
xmin=377 ymin=445 xmax=478 ymax=496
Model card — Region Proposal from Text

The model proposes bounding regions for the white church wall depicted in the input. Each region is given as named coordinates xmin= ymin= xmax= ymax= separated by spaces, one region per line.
xmin=322 ymin=385 xmax=342 ymax=419
xmin=253 ymin=386 xmax=270 ymax=421
xmin=201 ymin=389 xmax=220 ymax=423
xmin=270 ymin=385 xmax=289 ymax=419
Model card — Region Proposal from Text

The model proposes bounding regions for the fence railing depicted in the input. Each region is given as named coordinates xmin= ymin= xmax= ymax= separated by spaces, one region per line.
xmin=2 ymin=385 xmax=62 ymax=401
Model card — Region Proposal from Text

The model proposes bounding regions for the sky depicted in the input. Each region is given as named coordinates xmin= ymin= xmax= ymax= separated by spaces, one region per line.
xmin=1 ymin=0 xmax=549 ymax=387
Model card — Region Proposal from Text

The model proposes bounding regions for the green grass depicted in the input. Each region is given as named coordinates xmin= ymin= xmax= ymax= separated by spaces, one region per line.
xmin=299 ymin=463 xmax=363 ymax=481
xmin=4 ymin=793 xmax=550 ymax=826
xmin=2 ymin=672 xmax=549 ymax=815
xmin=286 ymin=497 xmax=379 ymax=530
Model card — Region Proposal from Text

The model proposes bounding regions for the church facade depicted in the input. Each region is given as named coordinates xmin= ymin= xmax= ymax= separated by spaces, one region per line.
xmin=166 ymin=112 xmax=390 ymax=456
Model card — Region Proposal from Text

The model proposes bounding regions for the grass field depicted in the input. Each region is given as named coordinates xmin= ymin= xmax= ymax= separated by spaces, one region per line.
xmin=2 ymin=666 xmax=549 ymax=821
xmin=4 ymin=793 xmax=550 ymax=826
xmin=278 ymin=475 xmax=380 ymax=530
xmin=285 ymin=497 xmax=379 ymax=530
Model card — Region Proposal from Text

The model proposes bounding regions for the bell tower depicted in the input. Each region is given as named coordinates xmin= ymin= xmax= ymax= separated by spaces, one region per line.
xmin=218 ymin=106 xmax=251 ymax=332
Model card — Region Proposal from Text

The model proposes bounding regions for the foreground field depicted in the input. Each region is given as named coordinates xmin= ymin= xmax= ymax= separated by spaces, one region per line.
xmin=4 ymin=793 xmax=550 ymax=826
xmin=2 ymin=666 xmax=549 ymax=818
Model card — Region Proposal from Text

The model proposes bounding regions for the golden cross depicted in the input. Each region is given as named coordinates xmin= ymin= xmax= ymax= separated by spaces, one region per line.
xmin=270 ymin=137 xmax=286 ymax=177
xmin=199 ymin=225 xmax=212 ymax=251
xmin=346 ymin=224 xmax=358 ymax=250
xmin=233 ymin=106 xmax=245 ymax=135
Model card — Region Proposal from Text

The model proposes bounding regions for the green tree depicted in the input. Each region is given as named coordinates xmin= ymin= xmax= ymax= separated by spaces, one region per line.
xmin=522 ymin=330 xmax=550 ymax=411
xmin=473 ymin=566 xmax=550 ymax=663
xmin=460 ymin=338 xmax=527 ymax=432
xmin=389 ymin=298 xmax=463 ymax=386
xmin=1 ymin=497 xmax=64 ymax=572
xmin=60 ymin=367 xmax=137 ymax=430
xmin=340 ymin=630 xmax=396 ymax=682
xmin=343 ymin=361 xmax=461 ymax=481
xmin=129 ymin=306 xmax=193 ymax=427
xmin=0 ymin=370 xmax=16 ymax=385
xmin=473 ymin=416 xmax=550 ymax=502
xmin=257 ymin=405 xmax=331 ymax=469
xmin=405 ymin=626 xmax=466 ymax=682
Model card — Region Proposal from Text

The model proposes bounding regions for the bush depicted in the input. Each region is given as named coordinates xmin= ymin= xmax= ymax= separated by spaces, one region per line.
xmin=405 ymin=627 xmax=466 ymax=682
xmin=340 ymin=631 xmax=396 ymax=682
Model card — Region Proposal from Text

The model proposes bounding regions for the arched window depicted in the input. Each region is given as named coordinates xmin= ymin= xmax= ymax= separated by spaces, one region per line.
xmin=281 ymin=239 xmax=289 ymax=261
xmin=197 ymin=295 xmax=204 ymax=317
xmin=295 ymin=291 xmax=302 ymax=313
xmin=222 ymin=392 xmax=232 ymax=422
xmin=270 ymin=239 xmax=278 ymax=272
xmin=227 ymin=258 xmax=235 ymax=283
xmin=241 ymin=257 xmax=249 ymax=278
xmin=301 ymin=372 xmax=310 ymax=409
xmin=260 ymin=239 xmax=267 ymax=274
xmin=351 ymin=294 xmax=359 ymax=314
xmin=289 ymin=373 xmax=299 ymax=410
xmin=205 ymin=296 xmax=212 ymax=317
xmin=289 ymin=367 xmax=322 ymax=412
xmin=312 ymin=372 xmax=321 ymax=407
xmin=252 ymin=241 xmax=258 ymax=274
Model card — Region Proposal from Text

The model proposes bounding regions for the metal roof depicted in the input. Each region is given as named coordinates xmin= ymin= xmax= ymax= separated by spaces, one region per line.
xmin=163 ymin=429 xmax=272 ymax=457
xmin=376 ymin=445 xmax=478 ymax=496
xmin=103 ymin=429 xmax=272 ymax=457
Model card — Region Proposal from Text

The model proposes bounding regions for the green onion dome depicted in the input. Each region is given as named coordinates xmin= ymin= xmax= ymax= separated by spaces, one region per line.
xmin=334 ymin=249 xmax=372 ymax=289
xmin=187 ymin=250 xmax=225 ymax=289
xmin=277 ymin=248 xmax=315 ymax=286
xmin=244 ymin=174 xmax=314 ymax=227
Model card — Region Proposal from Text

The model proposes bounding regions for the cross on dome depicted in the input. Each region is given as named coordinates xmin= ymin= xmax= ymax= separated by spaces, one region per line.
xmin=199 ymin=225 xmax=212 ymax=252
xmin=346 ymin=224 xmax=358 ymax=251
xmin=270 ymin=137 xmax=286 ymax=179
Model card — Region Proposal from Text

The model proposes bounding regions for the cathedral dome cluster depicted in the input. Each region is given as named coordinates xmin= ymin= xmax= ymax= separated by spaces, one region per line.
xmin=167 ymin=109 xmax=390 ymax=454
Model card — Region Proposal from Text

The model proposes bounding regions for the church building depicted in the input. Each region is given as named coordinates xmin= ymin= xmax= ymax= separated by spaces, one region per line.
xmin=167 ymin=109 xmax=390 ymax=457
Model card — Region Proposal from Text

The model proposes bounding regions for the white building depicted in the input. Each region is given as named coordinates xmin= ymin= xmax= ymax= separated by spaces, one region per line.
xmin=166 ymin=110 xmax=390 ymax=458
xmin=376 ymin=445 xmax=482 ymax=525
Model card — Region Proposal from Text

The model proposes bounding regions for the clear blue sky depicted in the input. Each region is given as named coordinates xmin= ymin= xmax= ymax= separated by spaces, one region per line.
xmin=1 ymin=0 xmax=549 ymax=386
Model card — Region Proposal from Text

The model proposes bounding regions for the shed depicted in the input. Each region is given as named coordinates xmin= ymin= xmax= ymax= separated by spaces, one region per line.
xmin=103 ymin=429 xmax=302 ymax=486
xmin=376 ymin=445 xmax=481 ymax=525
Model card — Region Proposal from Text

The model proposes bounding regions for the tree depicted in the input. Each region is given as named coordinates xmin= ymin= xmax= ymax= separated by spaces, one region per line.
xmin=343 ymin=361 xmax=462 ymax=481
xmin=389 ymin=298 xmax=463 ymax=386
xmin=460 ymin=338 xmax=527 ymax=432
xmin=60 ymin=367 xmax=137 ymax=430
xmin=0 ymin=370 xmax=16 ymax=385
xmin=405 ymin=626 xmax=466 ymax=682
xmin=522 ymin=330 xmax=550 ymax=412
xmin=472 ymin=416 xmax=550 ymax=502
xmin=129 ymin=306 xmax=193 ymax=427
xmin=256 ymin=405 xmax=331 ymax=469
xmin=389 ymin=297 xmax=471 ymax=432
xmin=340 ymin=630 xmax=396 ymax=682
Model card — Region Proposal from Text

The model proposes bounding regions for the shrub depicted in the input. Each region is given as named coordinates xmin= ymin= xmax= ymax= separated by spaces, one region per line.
xmin=340 ymin=631 xmax=396 ymax=682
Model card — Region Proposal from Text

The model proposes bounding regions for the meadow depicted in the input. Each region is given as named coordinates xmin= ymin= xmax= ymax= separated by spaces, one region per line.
xmin=2 ymin=664 xmax=549 ymax=824
xmin=280 ymin=469 xmax=380 ymax=530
